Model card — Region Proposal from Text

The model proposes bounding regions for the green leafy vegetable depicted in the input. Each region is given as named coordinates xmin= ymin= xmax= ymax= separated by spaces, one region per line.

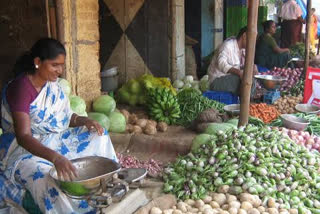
xmin=93 ymin=95 xmax=116 ymax=116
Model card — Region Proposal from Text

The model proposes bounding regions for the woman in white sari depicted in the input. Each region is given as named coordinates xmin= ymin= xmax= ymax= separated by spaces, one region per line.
xmin=0 ymin=38 xmax=117 ymax=213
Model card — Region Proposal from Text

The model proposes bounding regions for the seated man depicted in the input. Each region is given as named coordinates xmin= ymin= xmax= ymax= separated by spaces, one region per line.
xmin=207 ymin=27 xmax=256 ymax=96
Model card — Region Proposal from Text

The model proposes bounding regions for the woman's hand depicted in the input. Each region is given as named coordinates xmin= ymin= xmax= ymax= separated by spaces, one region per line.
xmin=84 ymin=118 xmax=104 ymax=136
xmin=53 ymin=154 xmax=78 ymax=181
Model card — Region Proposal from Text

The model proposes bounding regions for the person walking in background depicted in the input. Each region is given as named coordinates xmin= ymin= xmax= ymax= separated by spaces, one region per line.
xmin=310 ymin=8 xmax=318 ymax=50
xmin=279 ymin=0 xmax=305 ymax=48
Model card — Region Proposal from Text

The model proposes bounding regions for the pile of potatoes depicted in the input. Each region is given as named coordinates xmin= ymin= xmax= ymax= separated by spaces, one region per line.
xmin=150 ymin=192 xmax=296 ymax=214
xmin=273 ymin=95 xmax=303 ymax=114
xmin=120 ymin=109 xmax=168 ymax=135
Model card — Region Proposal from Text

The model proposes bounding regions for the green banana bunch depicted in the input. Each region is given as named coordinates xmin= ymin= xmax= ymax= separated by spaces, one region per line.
xmin=147 ymin=87 xmax=181 ymax=125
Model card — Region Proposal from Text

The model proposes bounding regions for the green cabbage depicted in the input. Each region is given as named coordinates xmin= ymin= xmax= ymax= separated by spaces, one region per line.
xmin=204 ymin=123 xmax=236 ymax=135
xmin=93 ymin=95 xmax=116 ymax=115
xmin=88 ymin=112 xmax=110 ymax=130
xmin=58 ymin=78 xmax=72 ymax=97
xmin=191 ymin=134 xmax=213 ymax=152
xmin=69 ymin=95 xmax=86 ymax=115
xmin=108 ymin=112 xmax=126 ymax=133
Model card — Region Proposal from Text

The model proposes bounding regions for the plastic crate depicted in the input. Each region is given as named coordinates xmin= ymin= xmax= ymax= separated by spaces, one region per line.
xmin=203 ymin=91 xmax=239 ymax=105
xmin=263 ymin=90 xmax=281 ymax=104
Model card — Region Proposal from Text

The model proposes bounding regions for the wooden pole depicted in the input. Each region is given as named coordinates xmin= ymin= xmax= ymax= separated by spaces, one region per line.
xmin=304 ymin=0 xmax=312 ymax=74
xmin=238 ymin=0 xmax=259 ymax=127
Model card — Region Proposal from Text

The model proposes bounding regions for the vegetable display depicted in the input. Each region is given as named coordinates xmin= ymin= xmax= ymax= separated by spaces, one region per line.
xmin=173 ymin=75 xmax=210 ymax=93
xmin=152 ymin=192 xmax=295 ymax=214
xmin=163 ymin=125 xmax=320 ymax=213
xmin=279 ymin=127 xmax=320 ymax=152
xmin=92 ymin=95 xmax=116 ymax=115
xmin=273 ymin=95 xmax=303 ymax=114
xmin=108 ymin=111 xmax=126 ymax=133
xmin=177 ymin=88 xmax=225 ymax=126
xmin=270 ymin=113 xmax=320 ymax=137
xmin=87 ymin=112 xmax=110 ymax=130
xmin=116 ymin=74 xmax=176 ymax=106
xmin=284 ymin=79 xmax=305 ymax=97
xmin=249 ymin=103 xmax=280 ymax=124
xmin=147 ymin=87 xmax=181 ymax=125
xmin=69 ymin=95 xmax=87 ymax=116
xmin=257 ymin=67 xmax=303 ymax=93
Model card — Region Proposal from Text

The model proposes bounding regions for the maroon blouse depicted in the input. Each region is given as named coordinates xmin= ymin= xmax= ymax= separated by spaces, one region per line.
xmin=6 ymin=74 xmax=39 ymax=114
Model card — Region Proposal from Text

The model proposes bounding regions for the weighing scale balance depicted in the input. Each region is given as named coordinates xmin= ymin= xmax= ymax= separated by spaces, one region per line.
xmin=49 ymin=156 xmax=148 ymax=213
xmin=254 ymin=75 xmax=287 ymax=104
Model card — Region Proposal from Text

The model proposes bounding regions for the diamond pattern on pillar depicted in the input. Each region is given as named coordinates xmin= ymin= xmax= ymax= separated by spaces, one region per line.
xmin=99 ymin=0 xmax=124 ymax=69
xmin=103 ymin=0 xmax=125 ymax=31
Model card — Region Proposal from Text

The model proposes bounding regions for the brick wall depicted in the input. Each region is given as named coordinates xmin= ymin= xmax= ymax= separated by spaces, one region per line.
xmin=56 ymin=0 xmax=101 ymax=110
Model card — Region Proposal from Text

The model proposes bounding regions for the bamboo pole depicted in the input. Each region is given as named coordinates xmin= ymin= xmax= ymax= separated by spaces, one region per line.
xmin=238 ymin=0 xmax=259 ymax=127
xmin=304 ymin=0 xmax=312 ymax=74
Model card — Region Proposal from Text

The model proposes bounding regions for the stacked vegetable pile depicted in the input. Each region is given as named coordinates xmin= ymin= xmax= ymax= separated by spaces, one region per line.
xmin=279 ymin=128 xmax=320 ymax=152
xmin=58 ymin=78 xmax=88 ymax=116
xmin=177 ymin=88 xmax=225 ymax=126
xmin=117 ymin=153 xmax=163 ymax=177
xmin=257 ymin=67 xmax=303 ymax=93
xmin=249 ymin=103 xmax=280 ymax=124
xmin=151 ymin=192 xmax=295 ymax=214
xmin=87 ymin=95 xmax=126 ymax=133
xmin=147 ymin=87 xmax=180 ymax=125
xmin=120 ymin=109 xmax=168 ymax=135
xmin=163 ymin=125 xmax=320 ymax=213
xmin=116 ymin=74 xmax=176 ymax=106
xmin=273 ymin=95 xmax=303 ymax=114
xmin=173 ymin=75 xmax=209 ymax=92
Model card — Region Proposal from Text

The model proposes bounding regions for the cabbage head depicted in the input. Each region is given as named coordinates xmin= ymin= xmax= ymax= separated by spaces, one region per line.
xmin=70 ymin=95 xmax=86 ymax=115
xmin=93 ymin=95 xmax=116 ymax=115
xmin=58 ymin=78 xmax=72 ymax=97
xmin=88 ymin=112 xmax=110 ymax=130
xmin=108 ymin=112 xmax=126 ymax=133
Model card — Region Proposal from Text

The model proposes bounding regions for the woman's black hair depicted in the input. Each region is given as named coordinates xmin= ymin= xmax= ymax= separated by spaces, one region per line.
xmin=13 ymin=38 xmax=66 ymax=76
xmin=262 ymin=20 xmax=275 ymax=32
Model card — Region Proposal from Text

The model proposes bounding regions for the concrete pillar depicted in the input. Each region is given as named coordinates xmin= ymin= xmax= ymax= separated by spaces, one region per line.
xmin=171 ymin=0 xmax=185 ymax=81
xmin=55 ymin=0 xmax=101 ymax=110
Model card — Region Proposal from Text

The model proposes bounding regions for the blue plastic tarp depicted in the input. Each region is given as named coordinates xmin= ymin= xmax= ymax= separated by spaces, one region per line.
xmin=296 ymin=0 xmax=320 ymax=35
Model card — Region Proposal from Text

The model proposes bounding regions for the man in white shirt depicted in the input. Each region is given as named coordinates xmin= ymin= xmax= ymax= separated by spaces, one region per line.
xmin=207 ymin=27 xmax=256 ymax=96
xmin=279 ymin=0 xmax=304 ymax=48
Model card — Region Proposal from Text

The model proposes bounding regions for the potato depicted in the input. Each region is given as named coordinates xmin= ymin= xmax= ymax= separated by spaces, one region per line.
xmin=176 ymin=202 xmax=187 ymax=212
xmin=267 ymin=208 xmax=279 ymax=214
xmin=200 ymin=205 xmax=212 ymax=212
xmin=227 ymin=195 xmax=237 ymax=203
xmin=185 ymin=199 xmax=195 ymax=206
xmin=203 ymin=195 xmax=212 ymax=204
xmin=211 ymin=193 xmax=227 ymax=206
xmin=150 ymin=207 xmax=162 ymax=214
xmin=267 ymin=198 xmax=276 ymax=208
xmin=289 ymin=209 xmax=298 ymax=214
xmin=195 ymin=199 xmax=205 ymax=208
xmin=157 ymin=122 xmax=168 ymax=132
xmin=163 ymin=209 xmax=173 ymax=214
xmin=238 ymin=209 xmax=248 ymax=214
xmin=221 ymin=204 xmax=229 ymax=210
xmin=228 ymin=201 xmax=240 ymax=209
xmin=132 ymin=125 xmax=143 ymax=134
xmin=248 ymin=208 xmax=260 ymax=214
xmin=210 ymin=201 xmax=220 ymax=209
xmin=257 ymin=206 xmax=265 ymax=213
xmin=228 ymin=207 xmax=238 ymax=214
xmin=136 ymin=119 xmax=148 ymax=128
xmin=218 ymin=185 xmax=230 ymax=194
xmin=129 ymin=113 xmax=138 ymax=125
xmin=241 ymin=201 xmax=253 ymax=211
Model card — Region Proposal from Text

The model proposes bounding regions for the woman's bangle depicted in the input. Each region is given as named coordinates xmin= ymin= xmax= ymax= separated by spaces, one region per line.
xmin=73 ymin=115 xmax=79 ymax=125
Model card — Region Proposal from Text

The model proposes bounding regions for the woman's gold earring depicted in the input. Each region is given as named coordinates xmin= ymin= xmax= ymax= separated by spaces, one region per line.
xmin=35 ymin=64 xmax=39 ymax=69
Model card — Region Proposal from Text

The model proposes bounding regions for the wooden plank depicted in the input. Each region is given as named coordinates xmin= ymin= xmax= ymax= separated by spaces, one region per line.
xmin=239 ymin=0 xmax=259 ymax=126
xmin=171 ymin=0 xmax=185 ymax=80
xmin=304 ymin=0 xmax=312 ymax=74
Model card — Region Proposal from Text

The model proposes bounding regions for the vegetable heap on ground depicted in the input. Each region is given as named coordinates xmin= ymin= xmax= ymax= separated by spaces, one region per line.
xmin=177 ymin=88 xmax=225 ymax=126
xmin=163 ymin=125 xmax=320 ymax=213
xmin=249 ymin=103 xmax=280 ymax=124
xmin=116 ymin=74 xmax=176 ymax=106
xmin=273 ymin=95 xmax=303 ymax=114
